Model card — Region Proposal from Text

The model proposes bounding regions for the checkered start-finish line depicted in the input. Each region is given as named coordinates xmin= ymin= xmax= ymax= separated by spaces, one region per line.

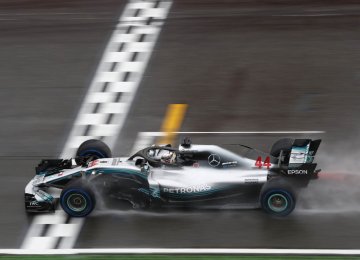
xmin=62 ymin=0 xmax=173 ymax=158
xmin=21 ymin=0 xmax=173 ymax=250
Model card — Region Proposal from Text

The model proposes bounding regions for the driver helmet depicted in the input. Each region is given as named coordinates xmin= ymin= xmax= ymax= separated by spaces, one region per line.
xmin=161 ymin=151 xmax=176 ymax=164
xmin=148 ymin=149 xmax=155 ymax=157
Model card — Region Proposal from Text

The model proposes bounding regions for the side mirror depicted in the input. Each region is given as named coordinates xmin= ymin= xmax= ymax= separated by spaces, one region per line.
xmin=135 ymin=158 xmax=147 ymax=167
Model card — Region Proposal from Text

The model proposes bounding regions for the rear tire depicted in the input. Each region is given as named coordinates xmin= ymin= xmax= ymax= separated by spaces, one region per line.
xmin=270 ymin=138 xmax=294 ymax=157
xmin=60 ymin=182 xmax=96 ymax=217
xmin=260 ymin=178 xmax=296 ymax=217
xmin=270 ymin=138 xmax=294 ymax=164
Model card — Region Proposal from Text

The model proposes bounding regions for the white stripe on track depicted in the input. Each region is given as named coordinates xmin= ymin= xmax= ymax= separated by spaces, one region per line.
xmin=3 ymin=248 xmax=360 ymax=255
xmin=21 ymin=0 xmax=172 ymax=250
xmin=173 ymin=131 xmax=325 ymax=134
xmin=131 ymin=130 xmax=324 ymax=154
xmin=61 ymin=0 xmax=173 ymax=158
xmin=135 ymin=130 xmax=325 ymax=137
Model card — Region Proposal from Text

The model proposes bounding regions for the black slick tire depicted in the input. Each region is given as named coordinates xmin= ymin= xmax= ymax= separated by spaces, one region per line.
xmin=75 ymin=139 xmax=112 ymax=165
xmin=270 ymin=138 xmax=294 ymax=164
xmin=60 ymin=181 xmax=96 ymax=217
xmin=260 ymin=178 xmax=296 ymax=217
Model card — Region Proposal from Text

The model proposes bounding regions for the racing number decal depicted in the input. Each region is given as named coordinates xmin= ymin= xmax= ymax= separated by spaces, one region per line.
xmin=255 ymin=157 xmax=262 ymax=168
xmin=263 ymin=156 xmax=271 ymax=169
xmin=255 ymin=156 xmax=271 ymax=169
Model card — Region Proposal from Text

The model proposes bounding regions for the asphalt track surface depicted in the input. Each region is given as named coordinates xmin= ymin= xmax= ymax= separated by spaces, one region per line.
xmin=2 ymin=0 xmax=360 ymax=250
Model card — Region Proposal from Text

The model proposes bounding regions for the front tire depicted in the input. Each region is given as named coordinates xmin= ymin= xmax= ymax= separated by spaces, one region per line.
xmin=75 ymin=139 xmax=112 ymax=165
xmin=260 ymin=179 xmax=296 ymax=217
xmin=60 ymin=184 xmax=95 ymax=217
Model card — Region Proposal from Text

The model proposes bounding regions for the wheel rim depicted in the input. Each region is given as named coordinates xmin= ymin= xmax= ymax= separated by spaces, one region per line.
xmin=268 ymin=193 xmax=288 ymax=212
xmin=66 ymin=193 xmax=87 ymax=212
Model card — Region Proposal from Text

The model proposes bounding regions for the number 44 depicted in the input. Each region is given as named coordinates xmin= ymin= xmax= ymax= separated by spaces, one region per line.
xmin=255 ymin=156 xmax=271 ymax=169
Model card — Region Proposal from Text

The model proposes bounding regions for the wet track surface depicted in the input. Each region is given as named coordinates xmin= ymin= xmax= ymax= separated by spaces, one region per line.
xmin=1 ymin=0 xmax=360 ymax=249
xmin=0 ymin=0 xmax=124 ymax=247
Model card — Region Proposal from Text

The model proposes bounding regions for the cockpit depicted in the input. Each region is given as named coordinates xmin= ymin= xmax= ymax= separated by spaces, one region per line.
xmin=147 ymin=148 xmax=177 ymax=164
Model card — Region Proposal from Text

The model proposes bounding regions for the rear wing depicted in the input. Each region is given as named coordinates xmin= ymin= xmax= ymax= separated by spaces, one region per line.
xmin=274 ymin=139 xmax=322 ymax=182
xmin=288 ymin=139 xmax=321 ymax=165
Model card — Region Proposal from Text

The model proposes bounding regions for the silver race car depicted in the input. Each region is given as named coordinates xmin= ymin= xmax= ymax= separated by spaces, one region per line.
xmin=25 ymin=138 xmax=321 ymax=217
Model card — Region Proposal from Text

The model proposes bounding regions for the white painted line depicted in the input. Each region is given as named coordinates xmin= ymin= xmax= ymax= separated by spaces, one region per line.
xmin=57 ymin=218 xmax=84 ymax=249
xmin=276 ymin=13 xmax=347 ymax=17
xmin=126 ymin=42 xmax=154 ymax=52
xmin=60 ymin=0 xmax=172 ymax=157
xmin=77 ymin=114 xmax=108 ymax=125
xmin=109 ymin=82 xmax=136 ymax=92
xmin=133 ymin=26 xmax=160 ymax=34
xmin=22 ymin=0 xmax=173 ymax=250
xmin=97 ymin=71 xmax=122 ymax=83
xmin=138 ymin=131 xmax=325 ymax=137
xmin=63 ymin=136 xmax=99 ymax=148
xmin=104 ymin=52 xmax=131 ymax=62
xmin=89 ymin=124 xmax=118 ymax=136
xmin=130 ymin=130 xmax=325 ymax=154
xmin=173 ymin=131 xmax=326 ymax=134
xmin=143 ymin=8 xmax=169 ymax=17
xmin=47 ymin=224 xmax=81 ymax=237
xmin=3 ymin=248 xmax=360 ymax=255
xmin=98 ymin=102 xmax=127 ymax=113
xmin=33 ymin=210 xmax=67 ymax=225
xmin=86 ymin=92 xmax=115 ymax=103
xmin=128 ymin=2 xmax=153 ymax=9
xmin=0 ymin=12 xmax=111 ymax=16
xmin=131 ymin=132 xmax=157 ymax=154
xmin=20 ymin=238 xmax=59 ymax=251
xmin=118 ymin=61 xmax=145 ymax=72
xmin=113 ymin=33 xmax=139 ymax=43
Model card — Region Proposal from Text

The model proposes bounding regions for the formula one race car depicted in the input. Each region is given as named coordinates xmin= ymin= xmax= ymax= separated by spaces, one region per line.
xmin=25 ymin=137 xmax=321 ymax=217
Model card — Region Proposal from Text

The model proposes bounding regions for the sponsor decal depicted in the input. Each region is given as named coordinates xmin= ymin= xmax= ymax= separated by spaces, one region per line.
xmin=222 ymin=161 xmax=237 ymax=167
xmin=193 ymin=162 xmax=200 ymax=168
xmin=245 ymin=178 xmax=259 ymax=183
xmin=208 ymin=154 xmax=221 ymax=167
xmin=29 ymin=201 xmax=39 ymax=206
xmin=36 ymin=190 xmax=53 ymax=202
xmin=287 ymin=169 xmax=308 ymax=175
xmin=289 ymin=144 xmax=310 ymax=164
xmin=164 ymin=184 xmax=211 ymax=194
xmin=88 ymin=160 xmax=99 ymax=168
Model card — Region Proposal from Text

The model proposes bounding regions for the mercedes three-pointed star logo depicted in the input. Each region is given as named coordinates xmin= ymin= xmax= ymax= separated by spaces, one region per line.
xmin=208 ymin=154 xmax=221 ymax=167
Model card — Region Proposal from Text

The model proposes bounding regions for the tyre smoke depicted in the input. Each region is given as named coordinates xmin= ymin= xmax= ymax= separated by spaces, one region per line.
xmin=297 ymin=139 xmax=360 ymax=214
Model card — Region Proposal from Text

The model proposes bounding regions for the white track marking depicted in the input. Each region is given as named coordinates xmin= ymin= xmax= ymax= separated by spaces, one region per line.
xmin=136 ymin=131 xmax=325 ymax=137
xmin=172 ymin=131 xmax=325 ymax=134
xmin=61 ymin=0 xmax=172 ymax=158
xmin=130 ymin=130 xmax=325 ymax=156
xmin=131 ymin=132 xmax=157 ymax=154
xmin=22 ymin=0 xmax=172 ymax=250
xmin=3 ymin=248 xmax=360 ymax=255
xmin=276 ymin=13 xmax=347 ymax=17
